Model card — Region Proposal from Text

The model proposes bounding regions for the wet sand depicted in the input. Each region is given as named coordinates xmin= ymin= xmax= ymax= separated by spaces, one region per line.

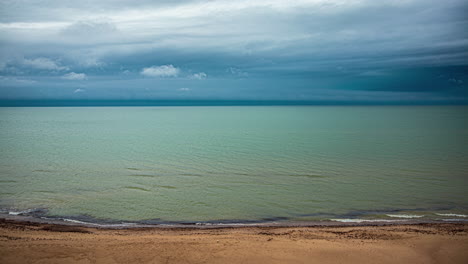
xmin=1 ymin=219 xmax=467 ymax=264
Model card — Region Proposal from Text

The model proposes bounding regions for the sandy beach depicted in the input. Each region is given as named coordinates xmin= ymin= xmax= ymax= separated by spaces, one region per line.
xmin=1 ymin=219 xmax=467 ymax=264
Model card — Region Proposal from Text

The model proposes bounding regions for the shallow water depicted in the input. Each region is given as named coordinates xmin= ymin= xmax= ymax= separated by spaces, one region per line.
xmin=0 ymin=106 xmax=467 ymax=224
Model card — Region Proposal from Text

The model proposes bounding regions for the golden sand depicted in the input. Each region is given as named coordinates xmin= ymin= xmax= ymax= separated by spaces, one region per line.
xmin=1 ymin=220 xmax=467 ymax=264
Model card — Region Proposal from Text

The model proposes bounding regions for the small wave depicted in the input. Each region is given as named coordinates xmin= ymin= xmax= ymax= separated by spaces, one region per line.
xmin=436 ymin=213 xmax=467 ymax=217
xmin=180 ymin=173 xmax=203 ymax=177
xmin=62 ymin=218 xmax=138 ymax=227
xmin=331 ymin=219 xmax=406 ymax=223
xmin=231 ymin=172 xmax=250 ymax=176
xmin=33 ymin=190 xmax=56 ymax=194
xmin=288 ymin=174 xmax=326 ymax=178
xmin=8 ymin=211 xmax=24 ymax=216
xmin=62 ymin=218 xmax=100 ymax=225
xmin=130 ymin=174 xmax=157 ymax=178
xmin=441 ymin=219 xmax=468 ymax=222
xmin=124 ymin=186 xmax=150 ymax=192
xmin=195 ymin=222 xmax=270 ymax=226
xmin=33 ymin=169 xmax=55 ymax=173
xmin=8 ymin=209 xmax=37 ymax=215
xmin=154 ymin=185 xmax=176 ymax=189
xmin=386 ymin=214 xmax=424 ymax=219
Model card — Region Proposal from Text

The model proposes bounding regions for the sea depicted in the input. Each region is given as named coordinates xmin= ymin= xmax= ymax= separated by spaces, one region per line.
xmin=0 ymin=106 xmax=467 ymax=226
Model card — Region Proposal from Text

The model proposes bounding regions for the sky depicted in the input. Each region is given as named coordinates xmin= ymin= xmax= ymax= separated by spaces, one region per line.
xmin=0 ymin=0 xmax=467 ymax=104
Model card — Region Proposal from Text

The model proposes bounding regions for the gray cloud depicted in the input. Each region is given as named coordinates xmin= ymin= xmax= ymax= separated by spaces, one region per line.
xmin=190 ymin=72 xmax=207 ymax=80
xmin=22 ymin=57 xmax=69 ymax=71
xmin=62 ymin=72 xmax=87 ymax=80
xmin=73 ymin=88 xmax=85 ymax=93
xmin=59 ymin=20 xmax=121 ymax=45
xmin=0 ymin=0 xmax=467 ymax=102
xmin=141 ymin=65 xmax=180 ymax=78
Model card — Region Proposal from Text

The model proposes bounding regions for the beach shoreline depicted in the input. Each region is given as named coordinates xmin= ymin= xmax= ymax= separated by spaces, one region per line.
xmin=1 ymin=218 xmax=467 ymax=263
xmin=2 ymin=212 xmax=467 ymax=229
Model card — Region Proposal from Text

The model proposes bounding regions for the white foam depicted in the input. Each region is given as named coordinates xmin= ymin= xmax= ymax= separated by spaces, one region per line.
xmin=8 ymin=209 xmax=35 ymax=215
xmin=216 ymin=223 xmax=271 ymax=226
xmin=62 ymin=218 xmax=100 ymax=226
xmin=61 ymin=218 xmax=138 ymax=227
xmin=330 ymin=219 xmax=405 ymax=223
xmin=195 ymin=222 xmax=270 ymax=226
xmin=436 ymin=213 xmax=467 ymax=217
xmin=441 ymin=219 xmax=468 ymax=222
xmin=8 ymin=211 xmax=22 ymax=216
xmin=386 ymin=214 xmax=424 ymax=219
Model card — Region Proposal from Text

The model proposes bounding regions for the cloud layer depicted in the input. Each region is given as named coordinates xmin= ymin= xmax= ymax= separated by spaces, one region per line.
xmin=62 ymin=72 xmax=87 ymax=80
xmin=22 ymin=57 xmax=69 ymax=71
xmin=0 ymin=0 xmax=467 ymax=102
xmin=141 ymin=65 xmax=180 ymax=78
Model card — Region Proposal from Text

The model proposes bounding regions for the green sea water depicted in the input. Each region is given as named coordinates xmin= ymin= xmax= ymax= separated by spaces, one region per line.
xmin=0 ymin=106 xmax=467 ymax=224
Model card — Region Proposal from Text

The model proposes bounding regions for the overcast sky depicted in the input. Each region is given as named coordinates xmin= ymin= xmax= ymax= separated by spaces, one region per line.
xmin=0 ymin=0 xmax=467 ymax=103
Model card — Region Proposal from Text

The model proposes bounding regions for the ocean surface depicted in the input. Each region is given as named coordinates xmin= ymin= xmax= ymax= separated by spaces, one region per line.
xmin=0 ymin=106 xmax=467 ymax=226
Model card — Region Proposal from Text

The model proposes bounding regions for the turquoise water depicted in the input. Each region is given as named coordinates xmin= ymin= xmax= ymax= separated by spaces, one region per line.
xmin=0 ymin=106 xmax=467 ymax=224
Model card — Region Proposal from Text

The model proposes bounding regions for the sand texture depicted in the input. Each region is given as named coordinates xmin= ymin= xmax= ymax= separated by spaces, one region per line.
xmin=1 ymin=220 xmax=467 ymax=264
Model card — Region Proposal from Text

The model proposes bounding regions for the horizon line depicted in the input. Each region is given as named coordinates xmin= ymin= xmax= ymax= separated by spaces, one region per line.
xmin=0 ymin=99 xmax=466 ymax=107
